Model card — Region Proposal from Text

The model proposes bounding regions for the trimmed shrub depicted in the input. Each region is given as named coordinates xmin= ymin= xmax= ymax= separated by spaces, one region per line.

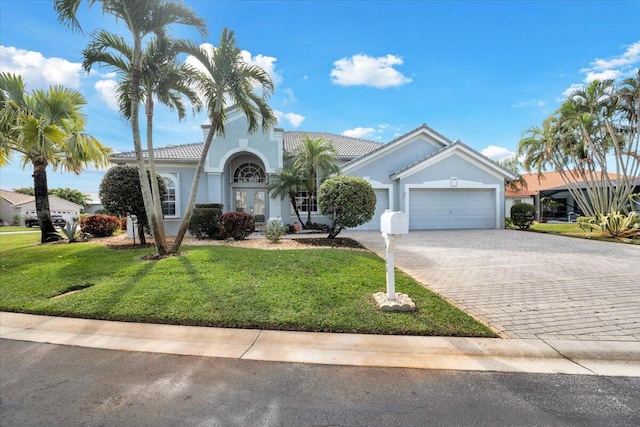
xmin=264 ymin=219 xmax=288 ymax=243
xmin=220 ymin=211 xmax=255 ymax=240
xmin=80 ymin=214 xmax=121 ymax=237
xmin=318 ymin=176 xmax=376 ymax=238
xmin=510 ymin=203 xmax=536 ymax=230
xmin=188 ymin=206 xmax=223 ymax=239
xmin=195 ymin=203 xmax=224 ymax=210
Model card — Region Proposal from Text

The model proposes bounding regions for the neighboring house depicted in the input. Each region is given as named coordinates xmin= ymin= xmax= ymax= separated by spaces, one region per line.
xmin=0 ymin=189 xmax=82 ymax=225
xmin=84 ymin=192 xmax=103 ymax=214
xmin=505 ymin=171 xmax=638 ymax=221
xmin=110 ymin=108 xmax=515 ymax=235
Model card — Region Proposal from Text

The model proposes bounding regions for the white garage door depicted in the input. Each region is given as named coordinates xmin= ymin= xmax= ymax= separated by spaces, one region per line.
xmin=351 ymin=189 xmax=389 ymax=231
xmin=409 ymin=189 xmax=495 ymax=230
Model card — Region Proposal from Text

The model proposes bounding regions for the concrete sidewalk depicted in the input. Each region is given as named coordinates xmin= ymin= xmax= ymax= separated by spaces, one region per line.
xmin=2 ymin=312 xmax=639 ymax=377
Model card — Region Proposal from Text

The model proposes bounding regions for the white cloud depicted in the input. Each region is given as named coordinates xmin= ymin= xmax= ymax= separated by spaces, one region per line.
xmin=343 ymin=127 xmax=375 ymax=138
xmin=481 ymin=145 xmax=516 ymax=161
xmin=330 ymin=54 xmax=412 ymax=88
xmin=185 ymin=43 xmax=282 ymax=99
xmin=94 ymin=79 xmax=120 ymax=111
xmin=274 ymin=110 xmax=305 ymax=127
xmin=584 ymin=41 xmax=640 ymax=72
xmin=560 ymin=83 xmax=584 ymax=100
xmin=578 ymin=40 xmax=640 ymax=83
xmin=283 ymin=112 xmax=305 ymax=127
xmin=512 ymin=99 xmax=546 ymax=108
xmin=0 ymin=45 xmax=83 ymax=89
xmin=240 ymin=50 xmax=282 ymax=85
xmin=584 ymin=69 xmax=620 ymax=83
xmin=560 ymin=41 xmax=640 ymax=101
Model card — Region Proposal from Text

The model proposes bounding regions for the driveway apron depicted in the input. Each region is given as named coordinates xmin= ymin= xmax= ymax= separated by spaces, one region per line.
xmin=344 ymin=230 xmax=640 ymax=341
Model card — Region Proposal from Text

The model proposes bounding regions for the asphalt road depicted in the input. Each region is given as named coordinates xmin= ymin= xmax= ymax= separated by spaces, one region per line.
xmin=2 ymin=340 xmax=639 ymax=426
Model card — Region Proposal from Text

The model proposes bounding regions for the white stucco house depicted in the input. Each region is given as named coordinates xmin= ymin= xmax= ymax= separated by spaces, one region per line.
xmin=110 ymin=108 xmax=515 ymax=235
xmin=0 ymin=189 xmax=82 ymax=225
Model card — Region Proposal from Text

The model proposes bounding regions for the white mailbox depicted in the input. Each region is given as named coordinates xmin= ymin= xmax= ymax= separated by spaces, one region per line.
xmin=380 ymin=210 xmax=408 ymax=235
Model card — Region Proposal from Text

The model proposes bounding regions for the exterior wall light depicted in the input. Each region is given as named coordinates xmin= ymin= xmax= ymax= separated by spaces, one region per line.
xmin=450 ymin=177 xmax=458 ymax=187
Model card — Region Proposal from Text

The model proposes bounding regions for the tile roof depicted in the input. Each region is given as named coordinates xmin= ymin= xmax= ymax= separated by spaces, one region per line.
xmin=505 ymin=171 xmax=623 ymax=197
xmin=0 ymin=189 xmax=34 ymax=206
xmin=110 ymin=132 xmax=382 ymax=162
xmin=389 ymin=140 xmax=515 ymax=179
xmin=110 ymin=142 xmax=204 ymax=162
xmin=284 ymin=131 xmax=381 ymax=158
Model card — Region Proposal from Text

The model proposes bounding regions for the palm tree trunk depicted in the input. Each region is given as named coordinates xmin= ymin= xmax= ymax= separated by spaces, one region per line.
xmin=32 ymin=160 xmax=61 ymax=243
xmin=171 ymin=100 xmax=223 ymax=253
xmin=289 ymin=196 xmax=304 ymax=225
xmin=145 ymin=94 xmax=167 ymax=241
xmin=130 ymin=38 xmax=167 ymax=255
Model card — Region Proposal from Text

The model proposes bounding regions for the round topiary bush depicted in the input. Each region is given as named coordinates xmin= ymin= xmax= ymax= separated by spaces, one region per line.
xmin=510 ymin=203 xmax=536 ymax=229
xmin=318 ymin=176 xmax=376 ymax=238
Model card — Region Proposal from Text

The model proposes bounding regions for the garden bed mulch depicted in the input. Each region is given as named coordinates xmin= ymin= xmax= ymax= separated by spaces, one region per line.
xmin=92 ymin=233 xmax=367 ymax=251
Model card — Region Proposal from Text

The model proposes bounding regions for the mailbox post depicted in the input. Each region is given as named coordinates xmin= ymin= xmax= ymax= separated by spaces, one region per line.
xmin=375 ymin=211 xmax=415 ymax=311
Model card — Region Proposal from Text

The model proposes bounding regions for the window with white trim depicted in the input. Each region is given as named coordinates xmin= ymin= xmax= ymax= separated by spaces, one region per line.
xmin=160 ymin=174 xmax=178 ymax=217
xmin=295 ymin=173 xmax=318 ymax=213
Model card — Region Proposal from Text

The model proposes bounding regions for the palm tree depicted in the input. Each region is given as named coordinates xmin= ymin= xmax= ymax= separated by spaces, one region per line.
xmin=291 ymin=135 xmax=339 ymax=227
xmin=0 ymin=72 xmax=111 ymax=242
xmin=267 ymin=165 xmax=305 ymax=225
xmin=83 ymin=31 xmax=203 ymax=245
xmin=170 ymin=28 xmax=276 ymax=252
xmin=54 ymin=0 xmax=207 ymax=255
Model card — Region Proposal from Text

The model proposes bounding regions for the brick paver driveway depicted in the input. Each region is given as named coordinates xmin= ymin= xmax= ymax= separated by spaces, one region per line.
xmin=344 ymin=230 xmax=640 ymax=341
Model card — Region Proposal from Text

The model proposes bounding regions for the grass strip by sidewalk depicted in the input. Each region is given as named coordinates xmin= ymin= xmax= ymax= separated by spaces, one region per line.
xmin=0 ymin=233 xmax=495 ymax=337
xmin=530 ymin=223 xmax=640 ymax=245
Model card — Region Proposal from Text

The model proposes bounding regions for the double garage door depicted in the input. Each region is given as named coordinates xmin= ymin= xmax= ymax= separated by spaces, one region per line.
xmin=409 ymin=189 xmax=495 ymax=230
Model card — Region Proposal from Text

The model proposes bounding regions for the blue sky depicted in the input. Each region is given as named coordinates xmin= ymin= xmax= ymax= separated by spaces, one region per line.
xmin=1 ymin=0 xmax=639 ymax=193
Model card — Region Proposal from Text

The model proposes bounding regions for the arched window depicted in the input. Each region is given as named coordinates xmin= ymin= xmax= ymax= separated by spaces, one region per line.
xmin=160 ymin=174 xmax=179 ymax=217
xmin=233 ymin=162 xmax=265 ymax=183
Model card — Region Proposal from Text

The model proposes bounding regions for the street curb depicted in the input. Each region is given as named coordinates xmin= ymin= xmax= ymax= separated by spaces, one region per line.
xmin=2 ymin=312 xmax=639 ymax=377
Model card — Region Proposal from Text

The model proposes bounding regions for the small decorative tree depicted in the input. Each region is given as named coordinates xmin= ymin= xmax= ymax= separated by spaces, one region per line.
xmin=318 ymin=176 xmax=376 ymax=238
xmin=511 ymin=203 xmax=536 ymax=230
xmin=99 ymin=166 xmax=166 ymax=244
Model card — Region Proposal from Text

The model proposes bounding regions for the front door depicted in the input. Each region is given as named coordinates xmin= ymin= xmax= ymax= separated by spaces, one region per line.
xmin=235 ymin=189 xmax=266 ymax=223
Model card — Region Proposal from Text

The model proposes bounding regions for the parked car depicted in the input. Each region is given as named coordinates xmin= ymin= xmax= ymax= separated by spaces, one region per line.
xmin=25 ymin=215 xmax=67 ymax=227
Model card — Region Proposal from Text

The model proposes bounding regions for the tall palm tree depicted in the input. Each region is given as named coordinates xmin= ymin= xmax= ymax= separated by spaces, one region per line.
xmin=170 ymin=28 xmax=276 ymax=252
xmin=54 ymin=0 xmax=207 ymax=255
xmin=267 ymin=165 xmax=305 ymax=225
xmin=0 ymin=72 xmax=111 ymax=242
xmin=83 ymin=31 xmax=203 ymax=243
xmin=292 ymin=135 xmax=339 ymax=227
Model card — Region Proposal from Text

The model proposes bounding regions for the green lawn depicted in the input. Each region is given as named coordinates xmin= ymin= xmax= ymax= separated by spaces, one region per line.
xmin=530 ymin=223 xmax=586 ymax=234
xmin=530 ymin=222 xmax=640 ymax=244
xmin=0 ymin=226 xmax=35 ymax=233
xmin=0 ymin=233 xmax=495 ymax=337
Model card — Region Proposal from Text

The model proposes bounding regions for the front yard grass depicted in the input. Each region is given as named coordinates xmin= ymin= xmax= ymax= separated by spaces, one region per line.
xmin=530 ymin=222 xmax=640 ymax=244
xmin=0 ymin=233 xmax=495 ymax=337
xmin=0 ymin=226 xmax=34 ymax=233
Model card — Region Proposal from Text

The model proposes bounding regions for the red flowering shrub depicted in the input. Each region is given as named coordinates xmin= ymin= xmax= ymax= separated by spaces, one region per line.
xmin=80 ymin=214 xmax=121 ymax=237
xmin=219 ymin=212 xmax=255 ymax=240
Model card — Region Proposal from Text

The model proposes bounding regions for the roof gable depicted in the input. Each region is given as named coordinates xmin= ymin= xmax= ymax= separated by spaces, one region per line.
xmin=0 ymin=189 xmax=83 ymax=209
xmin=341 ymin=123 xmax=452 ymax=174
xmin=390 ymin=141 xmax=516 ymax=181
xmin=0 ymin=189 xmax=33 ymax=206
